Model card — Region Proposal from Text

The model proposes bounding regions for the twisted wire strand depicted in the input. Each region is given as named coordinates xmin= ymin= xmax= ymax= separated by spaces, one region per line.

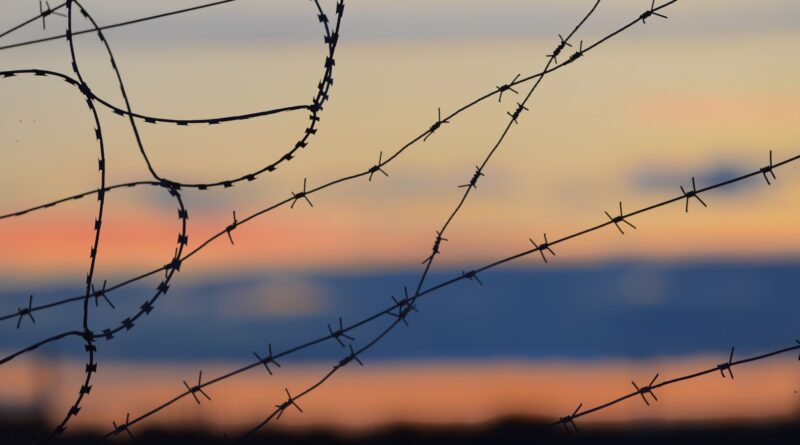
xmin=88 ymin=151 xmax=799 ymax=441
xmin=0 ymin=1 xmax=234 ymax=51
xmin=549 ymin=341 xmax=800 ymax=434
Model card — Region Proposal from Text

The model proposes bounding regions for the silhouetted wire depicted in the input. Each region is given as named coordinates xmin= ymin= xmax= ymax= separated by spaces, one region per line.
xmin=0 ymin=0 xmax=344 ymax=352
xmin=0 ymin=1 xmax=66 ymax=39
xmin=37 ymin=2 xmax=110 ymax=438
xmin=0 ymin=0 xmax=340 ymax=327
xmin=0 ymin=0 xmax=235 ymax=51
xmin=85 ymin=151 xmax=799 ymax=442
xmin=1 ymin=0 xmax=678 ymax=325
xmin=551 ymin=341 xmax=800 ymax=434
xmin=0 ymin=0 xmax=342 ymax=190
xmin=52 ymin=0 xmax=343 ymax=189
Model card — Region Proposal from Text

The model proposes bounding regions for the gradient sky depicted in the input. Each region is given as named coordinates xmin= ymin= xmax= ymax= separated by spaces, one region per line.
xmin=1 ymin=0 xmax=799 ymax=435
xmin=0 ymin=0 xmax=798 ymax=280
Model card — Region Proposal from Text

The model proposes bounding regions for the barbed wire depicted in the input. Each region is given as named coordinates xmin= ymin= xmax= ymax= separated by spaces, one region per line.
xmin=551 ymin=341 xmax=800 ymax=434
xmin=0 ymin=0 xmax=233 ymax=51
xmin=2 ymin=0 xmax=798 ymax=442
xmin=84 ymin=150 xmax=799 ymax=442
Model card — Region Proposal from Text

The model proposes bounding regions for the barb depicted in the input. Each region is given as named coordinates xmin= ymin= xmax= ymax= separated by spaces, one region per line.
xmin=423 ymin=107 xmax=449 ymax=141
xmin=680 ymin=177 xmax=707 ymax=212
xmin=226 ymin=211 xmax=238 ymax=244
xmin=631 ymin=373 xmax=660 ymax=406
xmin=566 ymin=40 xmax=584 ymax=63
xmin=368 ymin=151 xmax=389 ymax=181
xmin=560 ymin=403 xmax=582 ymax=435
xmin=459 ymin=166 xmax=485 ymax=190
xmin=548 ymin=35 xmax=572 ymax=64
xmin=640 ymin=0 xmax=668 ymax=24
xmin=507 ymin=102 xmax=529 ymax=124
xmin=529 ymin=234 xmax=556 ymax=263
xmin=717 ymin=346 xmax=736 ymax=379
xmin=39 ymin=0 xmax=67 ymax=29
xmin=328 ymin=317 xmax=355 ymax=348
xmin=111 ymin=413 xmax=134 ymax=439
xmin=183 ymin=371 xmax=212 ymax=405
xmin=605 ymin=201 xmax=637 ymax=235
xmin=91 ymin=280 xmax=114 ymax=309
xmin=389 ymin=288 xmax=419 ymax=327
xmin=336 ymin=344 xmax=364 ymax=369
xmin=422 ymin=231 xmax=448 ymax=265
xmin=462 ymin=270 xmax=484 ymax=286
xmin=762 ymin=149 xmax=777 ymax=185
xmin=0 ymin=1 xmax=65 ymax=39
xmin=496 ymin=74 xmax=520 ymax=102
xmin=16 ymin=295 xmax=36 ymax=329
xmin=291 ymin=178 xmax=314 ymax=209
xmin=252 ymin=344 xmax=281 ymax=375
xmin=275 ymin=389 xmax=303 ymax=420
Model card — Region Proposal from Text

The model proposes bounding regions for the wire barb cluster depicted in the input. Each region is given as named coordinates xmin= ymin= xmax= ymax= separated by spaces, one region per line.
xmin=605 ymin=201 xmax=637 ymax=235
xmin=253 ymin=344 xmax=281 ymax=375
xmin=681 ymin=177 xmax=708 ymax=212
xmin=529 ymin=234 xmax=556 ymax=263
xmin=15 ymin=295 xmax=36 ymax=329
xmin=183 ymin=371 xmax=212 ymax=405
xmin=631 ymin=373 xmax=660 ymax=406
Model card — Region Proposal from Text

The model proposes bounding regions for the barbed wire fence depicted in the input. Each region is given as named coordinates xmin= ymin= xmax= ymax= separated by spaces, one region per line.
xmin=0 ymin=0 xmax=798 ymax=443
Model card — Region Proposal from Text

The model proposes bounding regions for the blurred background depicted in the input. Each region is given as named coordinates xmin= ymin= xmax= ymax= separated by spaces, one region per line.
xmin=1 ymin=0 xmax=799 ymax=443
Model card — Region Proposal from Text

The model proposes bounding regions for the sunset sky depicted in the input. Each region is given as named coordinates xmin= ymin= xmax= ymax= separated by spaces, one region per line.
xmin=1 ymin=0 xmax=799 ymax=437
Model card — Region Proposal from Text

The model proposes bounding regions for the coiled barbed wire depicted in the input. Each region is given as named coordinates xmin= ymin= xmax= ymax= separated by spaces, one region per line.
xmin=1 ymin=0 xmax=343 ymax=440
